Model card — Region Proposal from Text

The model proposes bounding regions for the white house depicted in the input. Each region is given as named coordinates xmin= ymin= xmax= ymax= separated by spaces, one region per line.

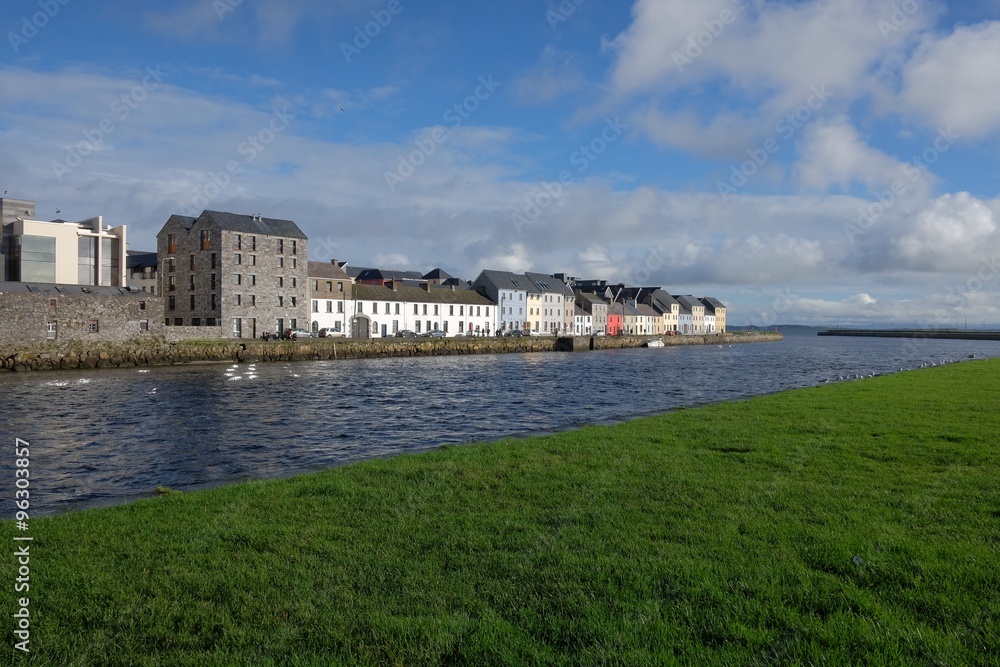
xmin=351 ymin=282 xmax=496 ymax=337
xmin=471 ymin=270 xmax=528 ymax=333
xmin=573 ymin=306 xmax=593 ymax=335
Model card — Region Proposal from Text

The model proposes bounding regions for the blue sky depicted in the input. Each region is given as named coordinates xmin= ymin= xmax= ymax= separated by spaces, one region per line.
xmin=2 ymin=0 xmax=1000 ymax=326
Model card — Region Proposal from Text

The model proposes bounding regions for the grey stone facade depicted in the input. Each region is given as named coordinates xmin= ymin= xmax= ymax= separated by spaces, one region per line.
xmin=0 ymin=284 xmax=162 ymax=346
xmin=157 ymin=211 xmax=308 ymax=338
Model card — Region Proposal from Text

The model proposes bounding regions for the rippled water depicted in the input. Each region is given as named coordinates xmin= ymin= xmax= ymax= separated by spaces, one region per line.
xmin=2 ymin=330 xmax=997 ymax=515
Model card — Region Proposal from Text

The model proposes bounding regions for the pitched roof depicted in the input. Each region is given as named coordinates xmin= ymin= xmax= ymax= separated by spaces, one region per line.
xmin=576 ymin=292 xmax=609 ymax=306
xmin=354 ymin=283 xmax=496 ymax=305
xmin=355 ymin=268 xmax=423 ymax=282
xmin=673 ymin=295 xmax=705 ymax=311
xmin=699 ymin=297 xmax=726 ymax=312
xmin=423 ymin=268 xmax=453 ymax=280
xmin=638 ymin=304 xmax=660 ymax=317
xmin=525 ymin=272 xmax=575 ymax=296
xmin=126 ymin=252 xmax=158 ymax=270
xmin=474 ymin=270 xmax=531 ymax=292
xmin=308 ymin=261 xmax=352 ymax=281
xmin=200 ymin=210 xmax=307 ymax=239
xmin=0 ymin=282 xmax=148 ymax=297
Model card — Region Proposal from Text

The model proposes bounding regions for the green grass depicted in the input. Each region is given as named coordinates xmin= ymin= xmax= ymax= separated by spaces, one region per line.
xmin=4 ymin=361 xmax=999 ymax=666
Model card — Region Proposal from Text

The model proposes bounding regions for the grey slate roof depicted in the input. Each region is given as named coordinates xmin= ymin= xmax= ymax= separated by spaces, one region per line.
xmin=423 ymin=268 xmax=454 ymax=281
xmin=307 ymin=261 xmax=352 ymax=281
xmin=126 ymin=252 xmax=158 ymax=270
xmin=354 ymin=284 xmax=495 ymax=305
xmin=699 ymin=297 xmax=726 ymax=313
xmin=355 ymin=268 xmax=423 ymax=282
xmin=673 ymin=295 xmax=705 ymax=311
xmin=525 ymin=272 xmax=575 ymax=296
xmin=200 ymin=210 xmax=307 ymax=239
xmin=474 ymin=270 xmax=532 ymax=292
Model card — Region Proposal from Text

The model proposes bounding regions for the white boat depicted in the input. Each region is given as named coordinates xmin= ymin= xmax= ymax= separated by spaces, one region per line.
xmin=645 ymin=339 xmax=665 ymax=348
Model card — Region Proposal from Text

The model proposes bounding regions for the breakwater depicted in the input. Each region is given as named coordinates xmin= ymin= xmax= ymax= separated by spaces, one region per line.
xmin=1 ymin=333 xmax=781 ymax=372
xmin=818 ymin=329 xmax=1000 ymax=341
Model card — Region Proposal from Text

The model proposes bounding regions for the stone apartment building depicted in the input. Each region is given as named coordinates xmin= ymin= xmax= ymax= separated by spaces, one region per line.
xmin=157 ymin=210 xmax=308 ymax=338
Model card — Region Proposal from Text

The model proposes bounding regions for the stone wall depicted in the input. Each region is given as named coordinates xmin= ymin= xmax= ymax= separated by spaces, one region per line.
xmin=0 ymin=291 xmax=163 ymax=346
xmin=1 ymin=332 xmax=783 ymax=372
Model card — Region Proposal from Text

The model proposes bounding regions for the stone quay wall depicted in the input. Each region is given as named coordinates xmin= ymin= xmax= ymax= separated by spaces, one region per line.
xmin=1 ymin=333 xmax=782 ymax=372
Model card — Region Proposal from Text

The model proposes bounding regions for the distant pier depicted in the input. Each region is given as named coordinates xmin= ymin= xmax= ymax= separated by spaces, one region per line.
xmin=818 ymin=329 xmax=1000 ymax=341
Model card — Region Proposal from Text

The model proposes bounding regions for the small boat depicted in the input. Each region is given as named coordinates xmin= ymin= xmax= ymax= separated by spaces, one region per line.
xmin=645 ymin=339 xmax=665 ymax=348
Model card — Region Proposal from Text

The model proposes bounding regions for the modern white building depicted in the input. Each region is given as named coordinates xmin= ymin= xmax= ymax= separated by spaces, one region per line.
xmin=471 ymin=270 xmax=528 ymax=334
xmin=1 ymin=197 xmax=127 ymax=287
xmin=573 ymin=306 xmax=593 ymax=335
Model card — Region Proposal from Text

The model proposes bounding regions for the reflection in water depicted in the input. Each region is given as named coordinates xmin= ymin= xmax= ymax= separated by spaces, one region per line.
xmin=1 ymin=330 xmax=997 ymax=514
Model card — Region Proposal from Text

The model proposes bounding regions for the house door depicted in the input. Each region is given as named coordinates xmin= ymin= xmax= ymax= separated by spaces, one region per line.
xmin=381 ymin=324 xmax=387 ymax=337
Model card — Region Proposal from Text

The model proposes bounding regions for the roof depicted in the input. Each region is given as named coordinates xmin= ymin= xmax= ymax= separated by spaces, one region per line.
xmin=307 ymin=261 xmax=351 ymax=281
xmin=638 ymin=304 xmax=660 ymax=317
xmin=673 ymin=295 xmax=705 ymax=311
xmin=423 ymin=268 xmax=454 ymax=280
xmin=200 ymin=210 xmax=307 ymax=239
xmin=648 ymin=289 xmax=680 ymax=314
xmin=126 ymin=252 xmax=158 ymax=270
xmin=699 ymin=297 xmax=727 ymax=313
xmin=354 ymin=283 xmax=496 ymax=305
xmin=355 ymin=268 xmax=424 ymax=282
xmin=576 ymin=292 xmax=609 ymax=307
xmin=474 ymin=270 xmax=532 ymax=293
xmin=525 ymin=272 xmax=574 ymax=296
xmin=575 ymin=306 xmax=590 ymax=317
xmin=0 ymin=282 xmax=149 ymax=297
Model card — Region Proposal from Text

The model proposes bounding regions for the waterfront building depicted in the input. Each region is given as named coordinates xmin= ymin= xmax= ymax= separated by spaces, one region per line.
xmin=127 ymin=251 xmax=158 ymax=295
xmin=472 ymin=270 xmax=529 ymax=333
xmin=156 ymin=210 xmax=308 ymax=338
xmin=524 ymin=272 xmax=575 ymax=335
xmin=351 ymin=282 xmax=495 ymax=337
xmin=575 ymin=292 xmax=609 ymax=334
xmin=307 ymin=260 xmax=354 ymax=335
xmin=699 ymin=297 xmax=727 ymax=333
xmin=674 ymin=295 xmax=706 ymax=334
xmin=574 ymin=306 xmax=593 ymax=336
xmin=1 ymin=197 xmax=127 ymax=287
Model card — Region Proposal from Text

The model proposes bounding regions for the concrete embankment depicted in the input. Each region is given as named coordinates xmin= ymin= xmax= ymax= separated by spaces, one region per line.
xmin=818 ymin=329 xmax=1000 ymax=341
xmin=0 ymin=333 xmax=782 ymax=372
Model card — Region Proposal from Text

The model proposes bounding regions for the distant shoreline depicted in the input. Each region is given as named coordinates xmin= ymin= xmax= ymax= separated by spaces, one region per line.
xmin=818 ymin=329 xmax=1000 ymax=341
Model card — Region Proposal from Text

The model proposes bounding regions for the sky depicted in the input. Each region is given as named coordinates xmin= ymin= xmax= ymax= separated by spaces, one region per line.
xmin=2 ymin=0 xmax=1000 ymax=327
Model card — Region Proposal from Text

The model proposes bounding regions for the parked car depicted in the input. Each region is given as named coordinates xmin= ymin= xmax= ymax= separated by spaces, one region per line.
xmin=504 ymin=330 xmax=525 ymax=337
xmin=395 ymin=330 xmax=417 ymax=338
xmin=283 ymin=328 xmax=313 ymax=339
xmin=421 ymin=329 xmax=446 ymax=338
xmin=318 ymin=328 xmax=345 ymax=338
xmin=595 ymin=331 xmax=606 ymax=337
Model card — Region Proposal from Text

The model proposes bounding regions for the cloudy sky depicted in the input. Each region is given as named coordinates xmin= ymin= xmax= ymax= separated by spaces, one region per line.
xmin=2 ymin=0 xmax=999 ymax=326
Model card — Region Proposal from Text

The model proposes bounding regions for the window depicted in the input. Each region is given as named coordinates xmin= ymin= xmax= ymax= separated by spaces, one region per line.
xmin=138 ymin=301 xmax=146 ymax=312
xmin=334 ymin=322 xmax=342 ymax=332
xmin=277 ymin=239 xmax=284 ymax=254
xmin=393 ymin=321 xmax=399 ymax=333
xmin=168 ymin=296 xmax=176 ymax=311
xmin=169 ymin=276 xmax=176 ymax=292
xmin=338 ymin=282 xmax=344 ymax=292
xmin=233 ymin=318 xmax=242 ymax=338
xmin=277 ymin=276 xmax=284 ymax=288
xmin=290 ymin=240 xmax=297 ymax=255
xmin=313 ymin=280 xmax=319 ymax=292
xmin=46 ymin=321 xmax=57 ymax=340
xmin=250 ymin=255 xmax=256 ymax=266
xmin=139 ymin=320 xmax=149 ymax=332
xmin=413 ymin=304 xmax=419 ymax=315
xmin=167 ymin=233 xmax=177 ymax=253
xmin=278 ymin=257 xmax=284 ymax=268
xmin=249 ymin=275 xmax=256 ymax=286
xmin=395 ymin=304 xmax=400 ymax=315
xmin=190 ymin=255 xmax=195 ymax=270
xmin=211 ymin=253 xmax=217 ymax=269
xmin=189 ymin=275 xmax=195 ymax=290
xmin=192 ymin=318 xmax=201 ymax=326
xmin=190 ymin=295 xmax=196 ymax=310
xmin=250 ymin=295 xmax=256 ymax=306
xmin=459 ymin=321 xmax=464 ymax=331
xmin=326 ymin=301 xmax=332 ymax=313
xmin=449 ymin=305 xmax=454 ymax=316
xmin=234 ymin=274 xmax=242 ymax=285
xmin=291 ymin=278 xmax=296 ymax=288
xmin=460 ymin=306 xmax=464 ymax=316
xmin=201 ymin=230 xmax=211 ymax=250
xmin=422 ymin=305 xmax=428 ymax=315
xmin=312 ymin=300 xmax=319 ymax=313
xmin=210 ymin=274 xmax=216 ymax=290
xmin=88 ymin=320 xmax=99 ymax=333
xmin=291 ymin=258 xmax=296 ymax=269
xmin=357 ymin=302 xmax=363 ymax=313
xmin=278 ymin=296 xmax=284 ymax=307
xmin=326 ymin=281 xmax=332 ymax=292
xmin=236 ymin=294 xmax=242 ymax=306
xmin=443 ymin=322 xmax=449 ymax=333
xmin=211 ymin=294 xmax=217 ymax=311
xmin=236 ymin=253 xmax=242 ymax=265
xmin=166 ymin=258 xmax=176 ymax=273
xmin=476 ymin=307 xmax=481 ymax=316
xmin=291 ymin=297 xmax=297 ymax=307
xmin=434 ymin=305 xmax=439 ymax=316
xmin=174 ymin=318 xmax=183 ymax=326
xmin=236 ymin=234 xmax=242 ymax=250
xmin=337 ymin=302 xmax=344 ymax=314
xmin=206 ymin=318 xmax=216 ymax=326
xmin=249 ymin=236 xmax=256 ymax=251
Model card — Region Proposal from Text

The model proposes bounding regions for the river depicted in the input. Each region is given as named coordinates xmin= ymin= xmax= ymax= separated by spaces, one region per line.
xmin=2 ymin=329 xmax=997 ymax=515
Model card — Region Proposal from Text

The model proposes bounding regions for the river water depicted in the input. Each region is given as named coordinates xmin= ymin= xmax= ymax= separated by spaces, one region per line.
xmin=2 ymin=329 xmax=997 ymax=515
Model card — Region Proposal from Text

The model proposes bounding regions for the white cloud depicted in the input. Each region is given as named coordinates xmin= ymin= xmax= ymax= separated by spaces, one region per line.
xmin=897 ymin=21 xmax=1000 ymax=137
xmin=513 ymin=45 xmax=589 ymax=106
xmin=892 ymin=192 xmax=999 ymax=271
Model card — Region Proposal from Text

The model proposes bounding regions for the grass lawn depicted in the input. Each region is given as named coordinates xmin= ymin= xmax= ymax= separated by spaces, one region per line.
xmin=3 ymin=360 xmax=999 ymax=665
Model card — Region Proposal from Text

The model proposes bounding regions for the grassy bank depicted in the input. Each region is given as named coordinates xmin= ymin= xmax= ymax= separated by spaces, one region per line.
xmin=4 ymin=361 xmax=998 ymax=665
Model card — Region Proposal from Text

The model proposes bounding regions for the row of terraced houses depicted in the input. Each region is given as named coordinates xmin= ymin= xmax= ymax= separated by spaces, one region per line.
xmin=0 ymin=200 xmax=725 ymax=344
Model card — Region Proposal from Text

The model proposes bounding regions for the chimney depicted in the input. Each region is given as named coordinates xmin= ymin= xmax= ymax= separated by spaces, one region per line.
xmin=330 ymin=258 xmax=338 ymax=266
xmin=391 ymin=280 xmax=398 ymax=292
xmin=450 ymin=284 xmax=455 ymax=291
xmin=423 ymin=282 xmax=432 ymax=292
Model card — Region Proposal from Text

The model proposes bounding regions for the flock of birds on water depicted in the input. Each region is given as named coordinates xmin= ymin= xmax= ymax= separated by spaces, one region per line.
xmin=818 ymin=354 xmax=979 ymax=384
